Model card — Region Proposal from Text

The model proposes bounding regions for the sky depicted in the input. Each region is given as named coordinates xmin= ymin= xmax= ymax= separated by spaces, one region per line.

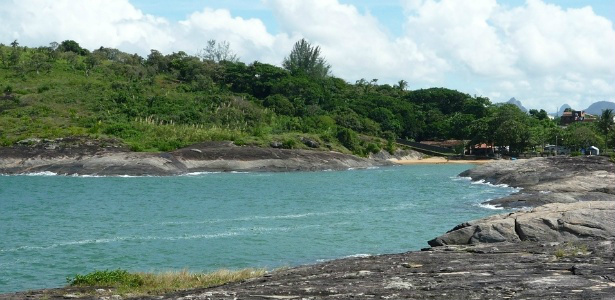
xmin=1 ymin=0 xmax=614 ymax=113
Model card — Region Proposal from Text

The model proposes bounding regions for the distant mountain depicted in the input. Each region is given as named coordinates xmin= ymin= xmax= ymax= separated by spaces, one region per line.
xmin=584 ymin=101 xmax=615 ymax=115
xmin=556 ymin=104 xmax=572 ymax=117
xmin=507 ymin=97 xmax=527 ymax=113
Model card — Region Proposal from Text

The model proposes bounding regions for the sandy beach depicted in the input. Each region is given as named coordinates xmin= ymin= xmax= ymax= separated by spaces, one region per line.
xmin=393 ymin=157 xmax=493 ymax=165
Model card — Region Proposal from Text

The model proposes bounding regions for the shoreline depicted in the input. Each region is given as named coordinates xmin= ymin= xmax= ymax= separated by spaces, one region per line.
xmin=393 ymin=157 xmax=493 ymax=165
xmin=2 ymin=156 xmax=613 ymax=299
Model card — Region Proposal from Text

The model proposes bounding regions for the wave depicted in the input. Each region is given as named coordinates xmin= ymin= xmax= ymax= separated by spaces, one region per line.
xmin=21 ymin=171 xmax=58 ymax=176
xmin=183 ymin=171 xmax=222 ymax=176
xmin=160 ymin=203 xmax=415 ymax=227
xmin=470 ymin=179 xmax=516 ymax=189
xmin=476 ymin=203 xmax=504 ymax=210
xmin=0 ymin=224 xmax=324 ymax=253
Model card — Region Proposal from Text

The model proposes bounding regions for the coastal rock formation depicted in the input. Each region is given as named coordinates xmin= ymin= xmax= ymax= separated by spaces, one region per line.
xmin=428 ymin=201 xmax=615 ymax=246
xmin=0 ymin=139 xmax=392 ymax=176
xmin=460 ymin=156 xmax=615 ymax=208
xmin=3 ymin=239 xmax=614 ymax=300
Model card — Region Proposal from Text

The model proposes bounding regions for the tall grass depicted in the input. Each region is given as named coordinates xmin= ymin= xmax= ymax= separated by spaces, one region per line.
xmin=67 ymin=268 xmax=265 ymax=296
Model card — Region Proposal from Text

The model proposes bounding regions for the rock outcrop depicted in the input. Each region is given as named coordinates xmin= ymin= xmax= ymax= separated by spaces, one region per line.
xmin=0 ymin=139 xmax=392 ymax=176
xmin=3 ymin=239 xmax=614 ymax=300
xmin=429 ymin=201 xmax=615 ymax=246
xmin=460 ymin=156 xmax=615 ymax=208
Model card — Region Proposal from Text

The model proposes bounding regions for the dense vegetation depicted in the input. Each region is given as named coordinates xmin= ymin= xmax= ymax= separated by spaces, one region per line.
xmin=0 ymin=39 xmax=612 ymax=155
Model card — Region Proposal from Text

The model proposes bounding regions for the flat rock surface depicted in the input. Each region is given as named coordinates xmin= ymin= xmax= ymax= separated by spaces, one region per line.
xmin=0 ymin=139 xmax=391 ymax=176
xmin=460 ymin=156 xmax=615 ymax=208
xmin=3 ymin=239 xmax=614 ymax=300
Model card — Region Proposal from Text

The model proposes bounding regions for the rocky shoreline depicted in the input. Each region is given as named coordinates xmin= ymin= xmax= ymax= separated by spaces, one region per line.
xmin=0 ymin=138 xmax=399 ymax=176
xmin=2 ymin=156 xmax=614 ymax=299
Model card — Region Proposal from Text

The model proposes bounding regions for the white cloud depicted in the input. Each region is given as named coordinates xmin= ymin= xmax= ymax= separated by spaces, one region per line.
xmin=0 ymin=0 xmax=173 ymax=54
xmin=0 ymin=0 xmax=613 ymax=111
xmin=267 ymin=0 xmax=448 ymax=83
xmin=402 ymin=0 xmax=615 ymax=111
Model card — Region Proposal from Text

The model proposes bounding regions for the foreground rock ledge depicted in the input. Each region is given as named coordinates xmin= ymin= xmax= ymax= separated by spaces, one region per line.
xmin=2 ymin=239 xmax=613 ymax=300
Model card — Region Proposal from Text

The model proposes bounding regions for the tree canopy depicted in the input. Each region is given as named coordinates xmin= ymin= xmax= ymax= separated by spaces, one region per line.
xmin=282 ymin=39 xmax=330 ymax=79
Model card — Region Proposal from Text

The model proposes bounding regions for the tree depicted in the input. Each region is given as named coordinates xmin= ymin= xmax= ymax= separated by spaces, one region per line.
xmin=198 ymin=40 xmax=239 ymax=63
xmin=29 ymin=51 xmax=51 ymax=75
xmin=396 ymin=80 xmax=408 ymax=91
xmin=282 ymin=39 xmax=330 ymax=79
xmin=598 ymin=108 xmax=614 ymax=151
xmin=9 ymin=40 xmax=20 ymax=66
xmin=58 ymin=40 xmax=89 ymax=55
xmin=529 ymin=109 xmax=549 ymax=120
xmin=564 ymin=123 xmax=602 ymax=151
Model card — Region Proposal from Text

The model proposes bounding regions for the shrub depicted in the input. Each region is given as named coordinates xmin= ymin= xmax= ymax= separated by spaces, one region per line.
xmin=336 ymin=128 xmax=359 ymax=152
xmin=67 ymin=269 xmax=143 ymax=288
xmin=282 ymin=138 xmax=296 ymax=149
xmin=365 ymin=142 xmax=381 ymax=154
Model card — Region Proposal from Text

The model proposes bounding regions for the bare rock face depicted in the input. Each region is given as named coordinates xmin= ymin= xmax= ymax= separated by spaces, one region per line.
xmin=460 ymin=156 xmax=615 ymax=208
xmin=0 ymin=140 xmax=393 ymax=176
xmin=429 ymin=201 xmax=615 ymax=246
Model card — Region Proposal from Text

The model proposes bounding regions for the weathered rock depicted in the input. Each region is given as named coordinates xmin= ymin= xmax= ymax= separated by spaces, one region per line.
xmin=300 ymin=137 xmax=320 ymax=148
xmin=0 ymin=140 xmax=393 ymax=176
xmin=485 ymin=191 xmax=615 ymax=208
xmin=7 ymin=239 xmax=613 ymax=300
xmin=460 ymin=156 xmax=615 ymax=208
xmin=460 ymin=156 xmax=614 ymax=192
xmin=429 ymin=201 xmax=615 ymax=246
xmin=369 ymin=149 xmax=424 ymax=161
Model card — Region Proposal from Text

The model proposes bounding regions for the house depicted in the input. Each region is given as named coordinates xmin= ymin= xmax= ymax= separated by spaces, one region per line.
xmin=560 ymin=110 xmax=597 ymax=126
xmin=560 ymin=110 xmax=585 ymax=125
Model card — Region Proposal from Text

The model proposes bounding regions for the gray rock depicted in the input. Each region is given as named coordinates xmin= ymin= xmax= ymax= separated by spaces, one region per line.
xmin=429 ymin=201 xmax=615 ymax=246
xmin=0 ymin=141 xmax=394 ymax=176
xmin=269 ymin=141 xmax=283 ymax=149
xmin=300 ymin=137 xmax=320 ymax=148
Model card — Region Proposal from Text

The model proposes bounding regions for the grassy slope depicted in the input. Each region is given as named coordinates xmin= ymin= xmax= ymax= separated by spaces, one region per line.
xmin=0 ymin=54 xmax=360 ymax=154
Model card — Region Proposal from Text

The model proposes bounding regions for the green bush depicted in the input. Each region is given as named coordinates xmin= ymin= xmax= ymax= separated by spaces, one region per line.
xmin=570 ymin=151 xmax=582 ymax=157
xmin=365 ymin=142 xmax=381 ymax=154
xmin=67 ymin=269 xmax=144 ymax=288
xmin=336 ymin=128 xmax=359 ymax=152
xmin=282 ymin=138 xmax=296 ymax=149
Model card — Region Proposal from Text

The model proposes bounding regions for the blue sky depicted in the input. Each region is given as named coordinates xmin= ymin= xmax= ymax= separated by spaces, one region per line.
xmin=1 ymin=0 xmax=614 ymax=112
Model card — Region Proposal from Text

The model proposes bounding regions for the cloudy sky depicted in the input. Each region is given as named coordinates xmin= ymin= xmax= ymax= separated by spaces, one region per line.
xmin=1 ymin=0 xmax=614 ymax=112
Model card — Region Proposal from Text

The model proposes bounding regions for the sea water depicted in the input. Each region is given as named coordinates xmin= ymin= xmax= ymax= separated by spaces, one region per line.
xmin=0 ymin=164 xmax=516 ymax=293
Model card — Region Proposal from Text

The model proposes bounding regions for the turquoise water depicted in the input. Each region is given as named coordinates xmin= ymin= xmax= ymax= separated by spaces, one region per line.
xmin=0 ymin=165 xmax=515 ymax=293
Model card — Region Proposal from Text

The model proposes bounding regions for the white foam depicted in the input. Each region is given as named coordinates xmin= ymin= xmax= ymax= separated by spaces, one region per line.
xmin=451 ymin=176 xmax=472 ymax=181
xmin=470 ymin=179 xmax=514 ymax=189
xmin=1 ymin=224 xmax=326 ymax=253
xmin=477 ymin=203 xmax=504 ymax=210
xmin=183 ymin=171 xmax=221 ymax=176
xmin=21 ymin=171 xmax=58 ymax=176
xmin=344 ymin=253 xmax=372 ymax=258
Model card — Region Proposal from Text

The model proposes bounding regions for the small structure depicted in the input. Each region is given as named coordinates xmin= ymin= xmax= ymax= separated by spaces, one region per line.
xmin=560 ymin=110 xmax=597 ymax=126
xmin=544 ymin=145 xmax=570 ymax=155
xmin=588 ymin=146 xmax=600 ymax=156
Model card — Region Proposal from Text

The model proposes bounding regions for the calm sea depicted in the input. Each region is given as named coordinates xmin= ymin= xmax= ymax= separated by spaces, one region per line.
xmin=0 ymin=164 xmax=516 ymax=293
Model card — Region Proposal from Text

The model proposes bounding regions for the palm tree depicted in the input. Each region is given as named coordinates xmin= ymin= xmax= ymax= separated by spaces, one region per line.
xmin=598 ymin=109 xmax=614 ymax=153
xmin=396 ymin=80 xmax=408 ymax=91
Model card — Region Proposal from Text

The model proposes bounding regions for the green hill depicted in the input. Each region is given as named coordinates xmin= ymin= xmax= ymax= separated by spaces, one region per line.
xmin=0 ymin=39 xmax=607 ymax=156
